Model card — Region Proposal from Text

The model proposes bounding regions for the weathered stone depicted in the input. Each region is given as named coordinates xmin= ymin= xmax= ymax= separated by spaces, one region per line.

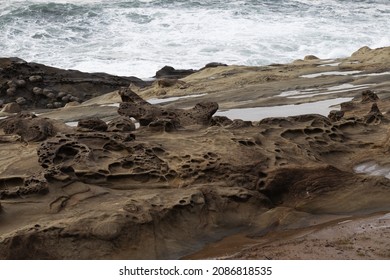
xmin=0 ymin=114 xmax=55 ymax=141
xmin=0 ymin=58 xmax=150 ymax=110
xmin=32 ymin=87 xmax=43 ymax=95
xmin=15 ymin=79 xmax=26 ymax=87
xmin=148 ymin=118 xmax=179 ymax=132
xmin=117 ymin=88 xmax=218 ymax=127
xmin=0 ymin=102 xmax=21 ymax=113
xmin=304 ymin=55 xmax=319 ymax=60
xmin=58 ymin=92 xmax=67 ymax=98
xmin=69 ymin=96 xmax=80 ymax=102
xmin=53 ymin=102 xmax=63 ymax=108
xmin=29 ymin=75 xmax=43 ymax=82
xmin=61 ymin=96 xmax=70 ymax=103
xmin=46 ymin=92 xmax=57 ymax=99
xmin=155 ymin=65 xmax=196 ymax=79
xmin=204 ymin=62 xmax=228 ymax=68
xmin=78 ymin=117 xmax=108 ymax=132
xmin=361 ymin=90 xmax=379 ymax=103
xmin=157 ymin=78 xmax=179 ymax=88
xmin=7 ymin=80 xmax=16 ymax=87
xmin=6 ymin=87 xmax=16 ymax=96
xmin=107 ymin=116 xmax=136 ymax=132
xmin=15 ymin=97 xmax=27 ymax=105
xmin=328 ymin=110 xmax=344 ymax=122
xmin=364 ymin=103 xmax=384 ymax=124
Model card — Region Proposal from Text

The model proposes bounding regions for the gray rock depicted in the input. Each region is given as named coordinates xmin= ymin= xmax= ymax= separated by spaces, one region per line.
xmin=29 ymin=75 xmax=43 ymax=82
xmin=1 ymin=102 xmax=21 ymax=113
xmin=32 ymin=87 xmax=43 ymax=95
xmin=6 ymin=87 xmax=16 ymax=96
xmin=15 ymin=79 xmax=26 ymax=87
xmin=58 ymin=92 xmax=67 ymax=98
xmin=46 ymin=92 xmax=56 ymax=99
xmin=53 ymin=102 xmax=63 ymax=108
xmin=15 ymin=97 xmax=27 ymax=105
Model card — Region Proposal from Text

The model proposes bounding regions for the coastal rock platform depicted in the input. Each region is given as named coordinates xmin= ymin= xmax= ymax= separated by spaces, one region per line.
xmin=1 ymin=46 xmax=390 ymax=259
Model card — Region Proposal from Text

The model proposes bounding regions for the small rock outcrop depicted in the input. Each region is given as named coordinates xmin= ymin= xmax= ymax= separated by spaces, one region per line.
xmin=1 ymin=102 xmax=21 ymax=113
xmin=155 ymin=66 xmax=196 ymax=79
xmin=0 ymin=57 xmax=150 ymax=110
xmin=117 ymin=88 xmax=218 ymax=127
xmin=107 ymin=116 xmax=136 ymax=132
xmin=0 ymin=113 xmax=55 ymax=141
xmin=328 ymin=110 xmax=344 ymax=122
xmin=364 ymin=103 xmax=384 ymax=124
xmin=77 ymin=117 xmax=108 ymax=132
xmin=361 ymin=90 xmax=379 ymax=103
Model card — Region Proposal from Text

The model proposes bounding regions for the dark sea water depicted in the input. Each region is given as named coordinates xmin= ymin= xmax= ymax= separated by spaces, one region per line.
xmin=0 ymin=0 xmax=389 ymax=77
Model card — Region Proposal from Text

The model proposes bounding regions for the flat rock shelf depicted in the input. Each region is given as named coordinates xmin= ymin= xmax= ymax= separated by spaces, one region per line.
xmin=1 ymin=46 xmax=390 ymax=260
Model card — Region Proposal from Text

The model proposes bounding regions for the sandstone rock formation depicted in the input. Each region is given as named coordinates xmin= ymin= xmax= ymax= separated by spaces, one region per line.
xmin=155 ymin=65 xmax=196 ymax=79
xmin=1 ymin=47 xmax=390 ymax=260
xmin=118 ymin=87 xmax=218 ymax=127
xmin=0 ymin=57 xmax=150 ymax=109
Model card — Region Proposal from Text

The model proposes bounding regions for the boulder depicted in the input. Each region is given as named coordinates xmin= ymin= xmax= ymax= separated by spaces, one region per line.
xmin=1 ymin=113 xmax=55 ymax=141
xmin=304 ymin=55 xmax=319 ymax=60
xmin=1 ymin=102 xmax=21 ymax=113
xmin=78 ymin=117 xmax=108 ymax=132
xmin=155 ymin=66 xmax=196 ymax=79
xmin=204 ymin=62 xmax=228 ymax=68
xmin=328 ymin=110 xmax=344 ymax=122
xmin=107 ymin=116 xmax=136 ymax=132
xmin=0 ymin=57 xmax=151 ymax=110
xmin=364 ymin=103 xmax=384 ymax=124
xmin=361 ymin=90 xmax=379 ymax=103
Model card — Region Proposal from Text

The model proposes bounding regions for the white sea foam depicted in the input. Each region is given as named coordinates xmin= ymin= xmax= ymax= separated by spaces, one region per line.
xmin=0 ymin=0 xmax=389 ymax=77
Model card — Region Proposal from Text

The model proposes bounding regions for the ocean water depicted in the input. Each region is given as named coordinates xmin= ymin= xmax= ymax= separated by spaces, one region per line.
xmin=0 ymin=0 xmax=389 ymax=78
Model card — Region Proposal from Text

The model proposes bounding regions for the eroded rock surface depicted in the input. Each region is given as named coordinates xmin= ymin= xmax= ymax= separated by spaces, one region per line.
xmin=2 ymin=47 xmax=390 ymax=260
xmin=0 ymin=113 xmax=56 ymax=141
xmin=0 ymin=57 xmax=150 ymax=110
xmin=118 ymin=88 xmax=218 ymax=127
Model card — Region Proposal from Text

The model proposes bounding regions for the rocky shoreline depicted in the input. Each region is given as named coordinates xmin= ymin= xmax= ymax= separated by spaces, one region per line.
xmin=1 ymin=46 xmax=390 ymax=259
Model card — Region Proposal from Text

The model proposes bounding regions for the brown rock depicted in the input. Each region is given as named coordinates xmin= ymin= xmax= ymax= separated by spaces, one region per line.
xmin=6 ymin=87 xmax=16 ymax=96
xmin=148 ymin=118 xmax=179 ymax=132
xmin=328 ymin=110 xmax=344 ymax=122
xmin=1 ymin=113 xmax=55 ymax=141
xmin=29 ymin=75 xmax=43 ymax=82
xmin=32 ymin=87 xmax=43 ymax=95
xmin=107 ymin=116 xmax=136 ymax=132
xmin=1 ymin=102 xmax=21 ymax=113
xmin=361 ymin=90 xmax=379 ymax=103
xmin=364 ymin=103 xmax=384 ymax=124
xmin=204 ymin=62 xmax=228 ymax=68
xmin=304 ymin=55 xmax=319 ymax=60
xmin=117 ymin=88 xmax=218 ymax=127
xmin=78 ymin=117 xmax=108 ymax=132
xmin=15 ymin=79 xmax=26 ymax=88
xmin=157 ymin=78 xmax=179 ymax=88
xmin=155 ymin=65 xmax=196 ymax=79
xmin=0 ymin=58 xmax=150 ymax=110
xmin=15 ymin=97 xmax=27 ymax=105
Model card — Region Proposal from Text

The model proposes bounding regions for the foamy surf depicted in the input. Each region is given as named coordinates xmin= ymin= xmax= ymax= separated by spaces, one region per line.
xmin=0 ymin=0 xmax=389 ymax=77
